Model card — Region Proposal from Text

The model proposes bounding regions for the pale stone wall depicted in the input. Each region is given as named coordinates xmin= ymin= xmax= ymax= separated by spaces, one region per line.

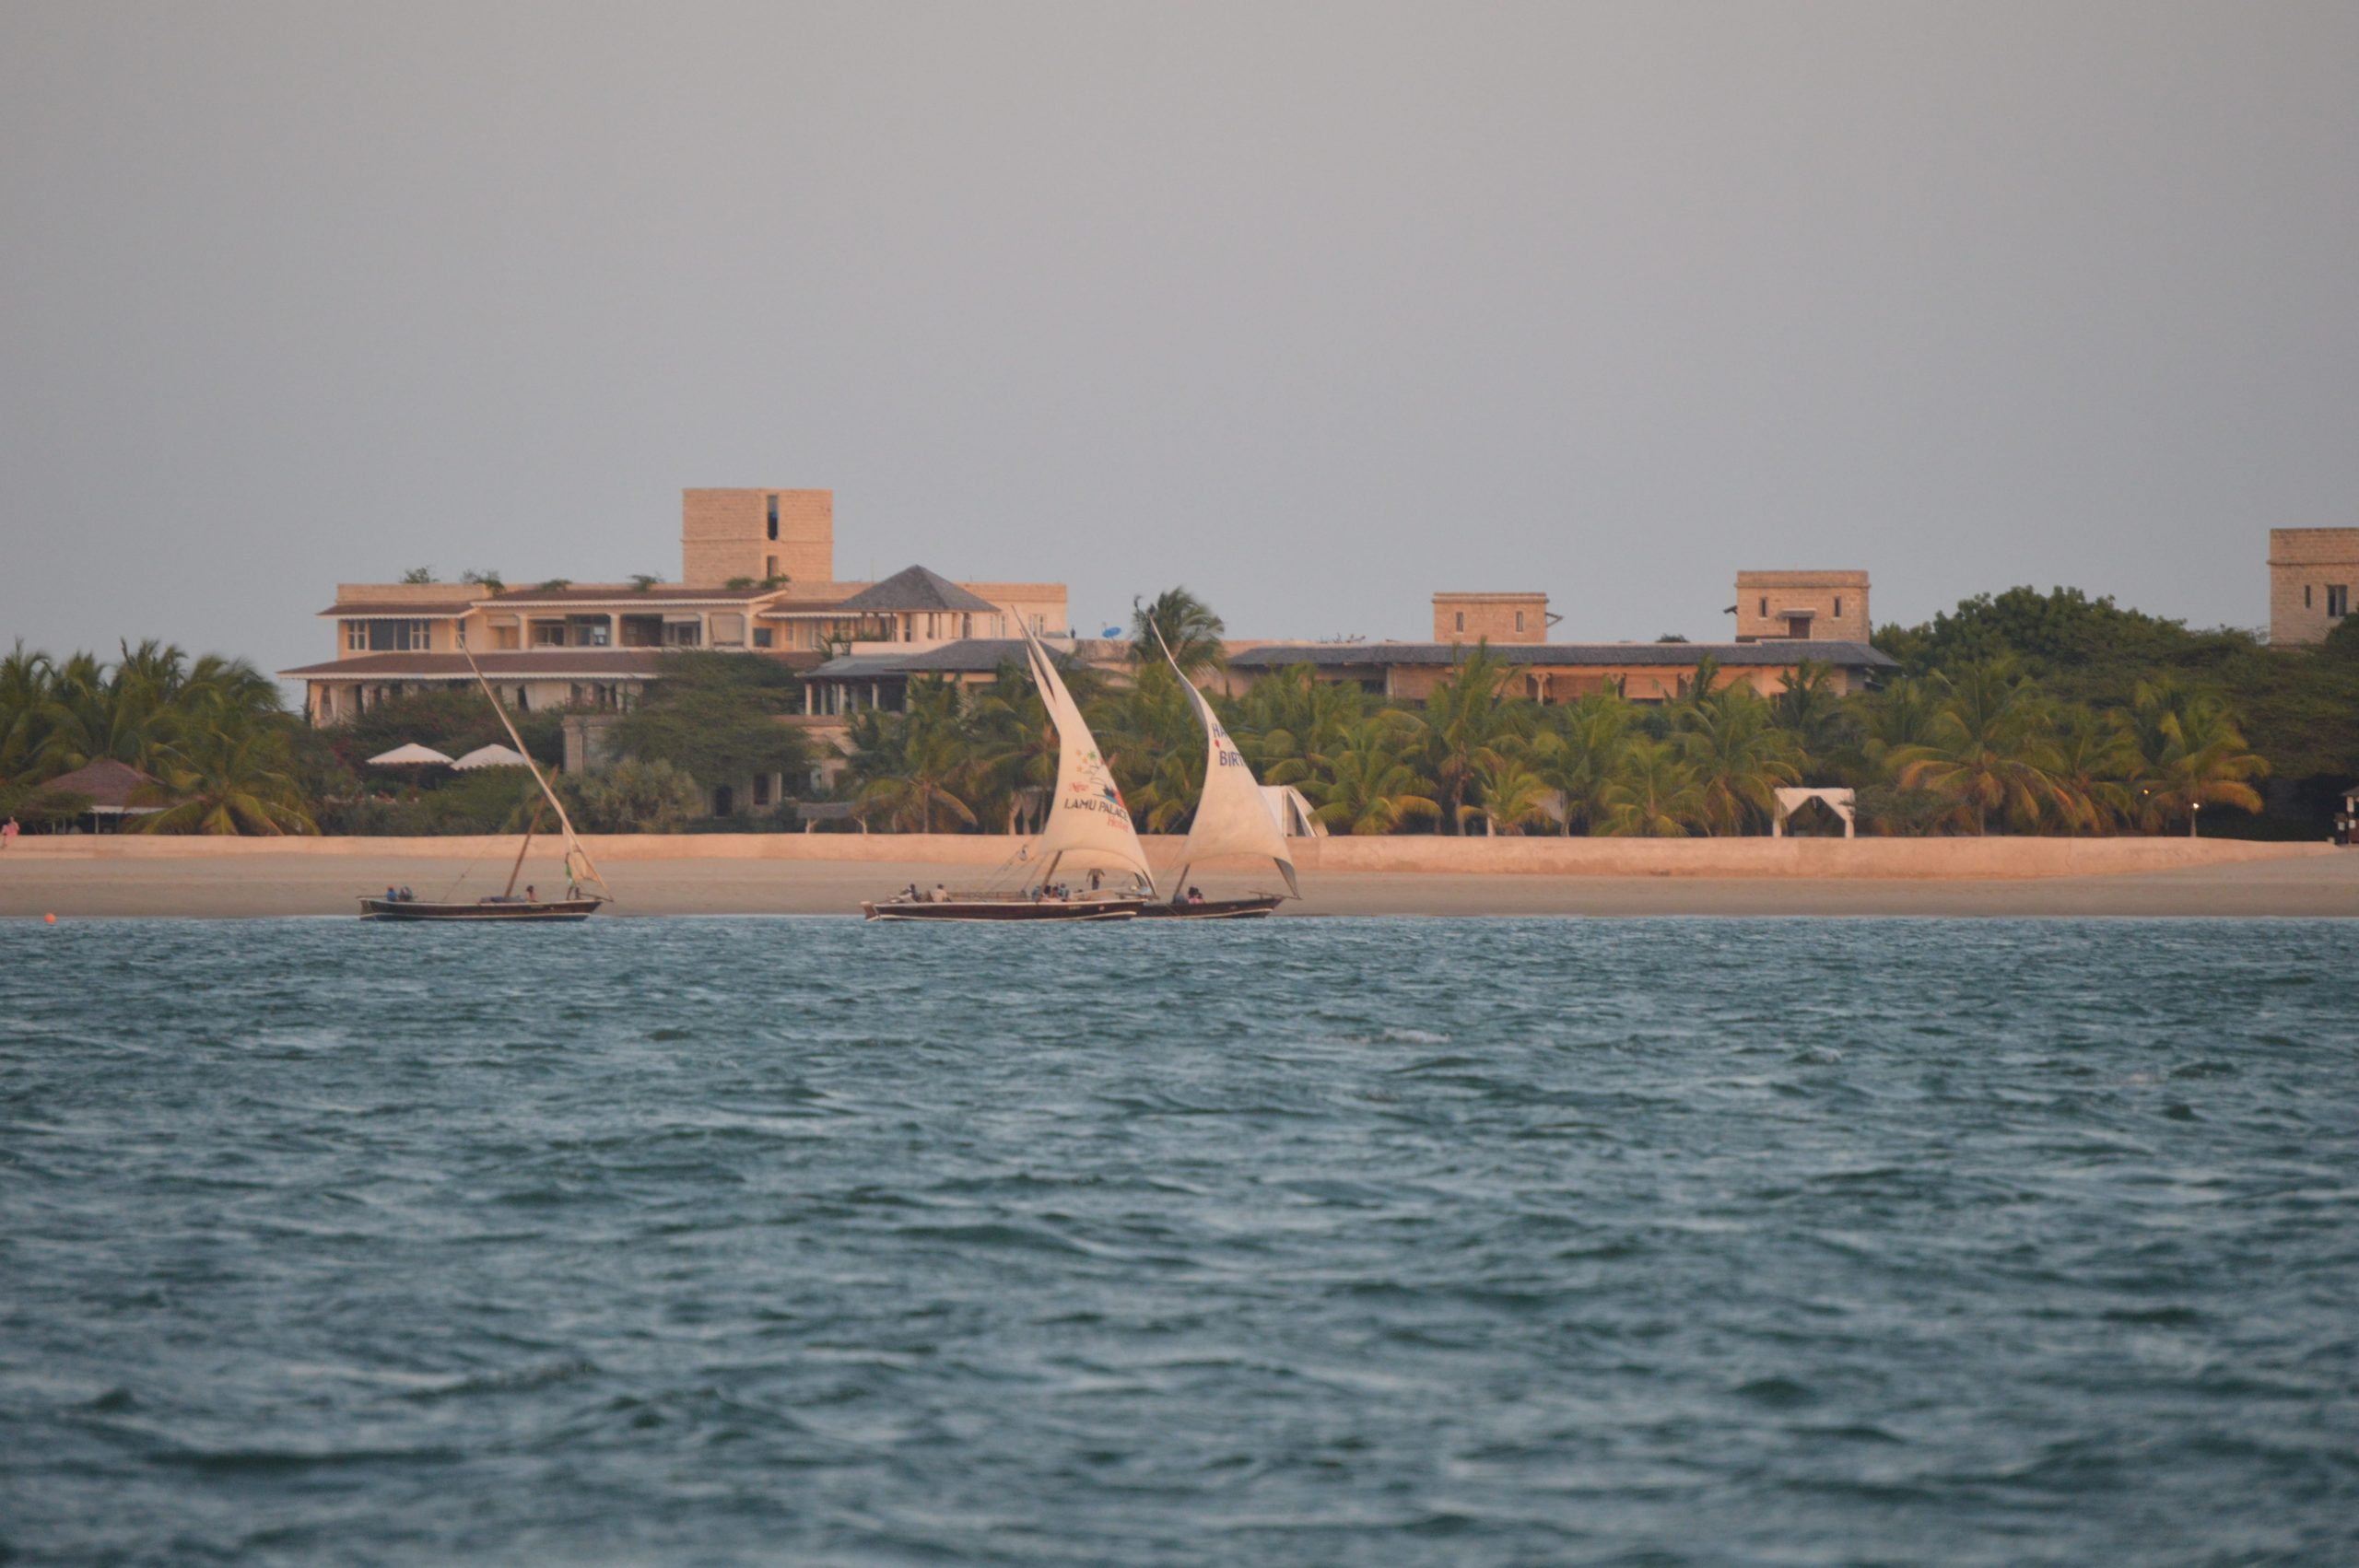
xmin=2268 ymin=528 xmax=2359 ymax=646
xmin=1734 ymin=570 xmax=1871 ymax=642
xmin=1433 ymin=592 xmax=1549 ymax=643
xmin=680 ymin=488 xmax=833 ymax=588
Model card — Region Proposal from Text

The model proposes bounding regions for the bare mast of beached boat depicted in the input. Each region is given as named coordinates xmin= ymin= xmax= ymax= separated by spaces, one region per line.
xmin=1015 ymin=620 xmax=1159 ymax=896
xmin=1153 ymin=625 xmax=1299 ymax=901
xmin=460 ymin=644 xmax=613 ymax=905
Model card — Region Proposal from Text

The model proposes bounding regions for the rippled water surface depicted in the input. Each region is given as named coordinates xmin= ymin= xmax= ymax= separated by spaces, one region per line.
xmin=3 ymin=917 xmax=2356 ymax=1565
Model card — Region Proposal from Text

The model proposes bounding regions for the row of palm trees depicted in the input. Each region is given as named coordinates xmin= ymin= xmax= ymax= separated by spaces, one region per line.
xmin=834 ymin=594 xmax=2269 ymax=837
xmin=0 ymin=641 xmax=318 ymax=833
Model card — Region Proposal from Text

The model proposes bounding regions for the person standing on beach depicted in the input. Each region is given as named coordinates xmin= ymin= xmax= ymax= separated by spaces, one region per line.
xmin=1 ymin=816 xmax=17 ymax=849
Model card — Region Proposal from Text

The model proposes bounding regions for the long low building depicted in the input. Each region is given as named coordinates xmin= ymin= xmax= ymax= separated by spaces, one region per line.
xmin=1223 ymin=637 xmax=1897 ymax=702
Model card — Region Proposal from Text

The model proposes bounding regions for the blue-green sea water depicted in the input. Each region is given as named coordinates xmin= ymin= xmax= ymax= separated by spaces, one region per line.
xmin=3 ymin=918 xmax=2355 ymax=1565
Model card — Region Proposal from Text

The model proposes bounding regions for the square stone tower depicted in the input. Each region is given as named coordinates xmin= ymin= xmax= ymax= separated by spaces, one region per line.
xmin=1734 ymin=570 xmax=1870 ymax=642
xmin=1433 ymin=591 xmax=1551 ymax=643
xmin=681 ymin=489 xmax=834 ymax=588
xmin=2268 ymin=529 xmax=2359 ymax=646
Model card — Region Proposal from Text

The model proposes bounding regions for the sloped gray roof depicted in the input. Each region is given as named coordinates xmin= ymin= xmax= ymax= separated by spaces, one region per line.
xmin=1226 ymin=640 xmax=1899 ymax=671
xmin=831 ymin=566 xmax=1000 ymax=615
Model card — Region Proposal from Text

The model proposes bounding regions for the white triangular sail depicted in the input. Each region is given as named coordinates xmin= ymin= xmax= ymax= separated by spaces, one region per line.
xmin=1018 ymin=625 xmax=1156 ymax=890
xmin=1156 ymin=629 xmax=1300 ymax=898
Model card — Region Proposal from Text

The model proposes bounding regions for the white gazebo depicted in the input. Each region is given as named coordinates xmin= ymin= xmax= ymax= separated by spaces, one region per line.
xmin=1772 ymin=787 xmax=1856 ymax=838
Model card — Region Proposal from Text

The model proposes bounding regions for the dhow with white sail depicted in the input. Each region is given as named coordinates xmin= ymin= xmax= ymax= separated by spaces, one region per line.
xmin=1137 ymin=626 xmax=1300 ymax=919
xmin=863 ymin=622 xmax=1157 ymax=922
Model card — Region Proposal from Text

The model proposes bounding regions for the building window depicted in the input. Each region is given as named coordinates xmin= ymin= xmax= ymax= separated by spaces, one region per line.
xmin=1455 ymin=611 xmax=1465 ymax=632
xmin=753 ymin=626 xmax=774 ymax=649
xmin=1514 ymin=610 xmax=1525 ymax=632
xmin=767 ymin=495 xmax=780 ymax=541
xmin=1759 ymin=597 xmax=1768 ymax=617
xmin=663 ymin=620 xmax=702 ymax=648
xmin=1834 ymin=597 xmax=1842 ymax=617
xmin=362 ymin=619 xmax=432 ymax=652
xmin=2331 ymin=585 xmax=2350 ymax=619
xmin=766 ymin=555 xmax=779 ymax=579
xmin=345 ymin=621 xmax=366 ymax=651
xmin=533 ymin=621 xmax=567 ymax=647
xmin=753 ymin=773 xmax=772 ymax=808
xmin=2307 ymin=585 xmax=2315 ymax=608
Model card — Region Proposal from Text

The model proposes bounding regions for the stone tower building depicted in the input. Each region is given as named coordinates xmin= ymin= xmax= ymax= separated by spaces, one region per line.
xmin=1732 ymin=570 xmax=1871 ymax=643
xmin=2268 ymin=528 xmax=2359 ymax=646
xmin=680 ymin=488 xmax=834 ymax=588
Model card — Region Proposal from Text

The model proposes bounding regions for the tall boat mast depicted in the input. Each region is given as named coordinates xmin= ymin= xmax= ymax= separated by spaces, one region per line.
xmin=461 ymin=645 xmax=613 ymax=903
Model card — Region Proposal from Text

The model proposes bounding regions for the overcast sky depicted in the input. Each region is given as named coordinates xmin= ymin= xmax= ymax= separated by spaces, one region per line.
xmin=4 ymin=2 xmax=2354 ymax=680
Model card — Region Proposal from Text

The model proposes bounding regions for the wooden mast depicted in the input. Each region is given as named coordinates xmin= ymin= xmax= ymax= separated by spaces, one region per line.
xmin=460 ymin=644 xmax=612 ymax=902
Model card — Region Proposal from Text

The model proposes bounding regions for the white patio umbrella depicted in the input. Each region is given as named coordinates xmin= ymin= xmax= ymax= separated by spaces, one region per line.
xmin=366 ymin=743 xmax=454 ymax=766
xmin=450 ymin=743 xmax=532 ymax=771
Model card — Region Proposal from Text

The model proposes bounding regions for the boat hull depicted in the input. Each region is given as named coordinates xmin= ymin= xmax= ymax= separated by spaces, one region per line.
xmin=1134 ymin=895 xmax=1287 ymax=920
xmin=360 ymin=898 xmax=603 ymax=922
xmin=863 ymin=895 xmax=1144 ymax=923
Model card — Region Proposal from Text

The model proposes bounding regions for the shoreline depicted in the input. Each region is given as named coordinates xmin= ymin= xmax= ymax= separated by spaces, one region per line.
xmin=3 ymin=836 xmax=2353 ymax=919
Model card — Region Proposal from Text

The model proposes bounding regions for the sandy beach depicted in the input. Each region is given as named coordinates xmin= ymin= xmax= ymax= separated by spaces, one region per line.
xmin=3 ymin=835 xmax=2353 ymax=919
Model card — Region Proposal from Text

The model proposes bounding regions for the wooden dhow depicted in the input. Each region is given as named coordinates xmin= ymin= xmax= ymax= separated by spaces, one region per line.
xmin=863 ymin=622 xmax=1157 ymax=922
xmin=1134 ymin=624 xmax=1300 ymax=920
xmin=359 ymin=647 xmax=613 ymax=922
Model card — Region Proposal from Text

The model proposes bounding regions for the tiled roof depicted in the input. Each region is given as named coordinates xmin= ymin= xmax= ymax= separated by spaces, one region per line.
xmin=469 ymin=586 xmax=777 ymax=607
xmin=1226 ymin=640 xmax=1899 ymax=670
xmin=318 ymin=602 xmax=476 ymax=617
xmin=828 ymin=567 xmax=1001 ymax=615
xmin=278 ymin=651 xmax=674 ymax=680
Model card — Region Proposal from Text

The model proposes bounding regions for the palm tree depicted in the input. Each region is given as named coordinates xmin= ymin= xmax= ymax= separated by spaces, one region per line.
xmin=1526 ymin=693 xmax=1632 ymax=835
xmin=2043 ymin=704 xmax=2138 ymax=833
xmin=850 ymin=677 xmax=981 ymax=834
xmin=1467 ymin=755 xmax=1555 ymax=836
xmin=0 ymin=642 xmax=55 ymax=779
xmin=1890 ymin=659 xmax=2065 ymax=834
xmin=1130 ymin=587 xmax=1227 ymax=680
xmin=1416 ymin=642 xmax=1527 ymax=836
xmin=1676 ymin=685 xmax=1801 ymax=835
xmin=1226 ymin=663 xmax=1367 ymax=789
xmin=1094 ymin=661 xmax=1204 ymax=832
xmin=135 ymin=722 xmax=317 ymax=836
xmin=1307 ymin=720 xmax=1441 ymax=835
xmin=2118 ymin=680 xmax=2267 ymax=834
xmin=1597 ymin=739 xmax=1706 ymax=837
xmin=1772 ymin=660 xmax=1853 ymax=773
xmin=965 ymin=661 xmax=1062 ymax=833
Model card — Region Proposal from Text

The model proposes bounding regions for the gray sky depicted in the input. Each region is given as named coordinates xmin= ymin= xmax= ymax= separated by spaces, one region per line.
xmin=4 ymin=2 xmax=2354 ymax=681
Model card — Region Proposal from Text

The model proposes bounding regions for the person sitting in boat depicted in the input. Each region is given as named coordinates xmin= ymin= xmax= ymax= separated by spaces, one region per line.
xmin=931 ymin=883 xmax=950 ymax=903
xmin=1088 ymin=870 xmax=1103 ymax=893
xmin=1187 ymin=886 xmax=1204 ymax=906
xmin=386 ymin=885 xmax=400 ymax=903
xmin=522 ymin=884 xmax=537 ymax=904
xmin=399 ymin=885 xmax=416 ymax=902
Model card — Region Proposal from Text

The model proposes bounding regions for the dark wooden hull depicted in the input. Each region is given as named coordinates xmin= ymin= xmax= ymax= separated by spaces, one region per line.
xmin=1135 ymin=895 xmax=1286 ymax=920
xmin=863 ymin=895 xmax=1144 ymax=923
xmin=360 ymin=897 xmax=603 ymax=922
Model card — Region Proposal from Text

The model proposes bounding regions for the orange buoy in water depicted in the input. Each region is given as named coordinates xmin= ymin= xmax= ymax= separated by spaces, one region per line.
xmin=45 ymin=913 xmax=57 ymax=924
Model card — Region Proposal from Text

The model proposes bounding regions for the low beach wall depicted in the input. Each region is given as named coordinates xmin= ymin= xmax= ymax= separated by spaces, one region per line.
xmin=5 ymin=832 xmax=2330 ymax=880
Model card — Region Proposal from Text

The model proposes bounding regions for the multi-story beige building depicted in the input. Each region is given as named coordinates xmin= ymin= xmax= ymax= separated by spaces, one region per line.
xmin=1731 ymin=570 xmax=1871 ymax=643
xmin=2268 ymin=528 xmax=2359 ymax=646
xmin=280 ymin=489 xmax=1068 ymax=723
